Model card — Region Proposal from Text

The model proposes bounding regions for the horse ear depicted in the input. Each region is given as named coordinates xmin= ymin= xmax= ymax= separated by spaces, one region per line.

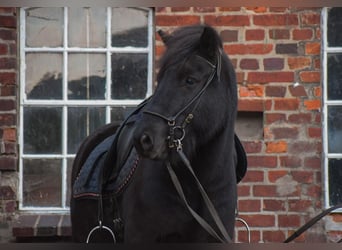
xmin=199 ymin=26 xmax=221 ymax=61
xmin=157 ymin=29 xmax=172 ymax=46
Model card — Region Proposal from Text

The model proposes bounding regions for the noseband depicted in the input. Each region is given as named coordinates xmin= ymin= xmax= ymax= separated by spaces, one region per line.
xmin=143 ymin=52 xmax=221 ymax=150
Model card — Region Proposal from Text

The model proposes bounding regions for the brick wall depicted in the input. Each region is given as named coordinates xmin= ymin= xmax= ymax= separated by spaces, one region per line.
xmin=0 ymin=7 xmax=18 ymax=242
xmin=155 ymin=7 xmax=341 ymax=243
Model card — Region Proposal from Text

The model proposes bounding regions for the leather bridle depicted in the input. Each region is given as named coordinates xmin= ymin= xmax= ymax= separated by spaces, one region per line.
xmin=143 ymin=51 xmax=233 ymax=243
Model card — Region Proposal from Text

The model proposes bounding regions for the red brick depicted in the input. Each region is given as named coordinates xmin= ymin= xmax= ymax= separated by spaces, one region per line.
xmin=269 ymin=29 xmax=290 ymax=39
xmin=274 ymin=99 xmax=299 ymax=110
xmin=272 ymin=127 xmax=299 ymax=139
xmin=239 ymin=214 xmax=276 ymax=227
xmin=238 ymin=99 xmax=264 ymax=112
xmin=279 ymin=156 xmax=302 ymax=168
xmin=0 ymin=57 xmax=16 ymax=69
xmin=204 ymin=15 xmax=250 ymax=26
xmin=263 ymin=199 xmax=285 ymax=211
xmin=0 ymin=16 xmax=16 ymax=28
xmin=0 ymin=114 xmax=16 ymax=126
xmin=304 ymin=99 xmax=321 ymax=111
xmin=293 ymin=28 xmax=313 ymax=40
xmin=0 ymin=29 xmax=16 ymax=41
xmin=0 ymin=43 xmax=8 ymax=55
xmin=0 ymin=186 xmax=16 ymax=200
xmin=331 ymin=214 xmax=342 ymax=223
xmin=0 ymin=156 xmax=17 ymax=170
xmin=305 ymin=42 xmax=320 ymax=55
xmin=314 ymin=86 xmax=321 ymax=97
xmin=239 ymin=85 xmax=264 ymax=97
xmin=265 ymin=113 xmax=286 ymax=124
xmin=253 ymin=14 xmax=298 ymax=26
xmin=268 ymin=170 xmax=288 ymax=183
xmin=289 ymin=141 xmax=320 ymax=154
xmin=5 ymin=200 xmax=17 ymax=213
xmin=266 ymin=141 xmax=287 ymax=153
xmin=237 ymin=230 xmax=260 ymax=243
xmin=156 ymin=15 xmax=200 ymax=26
xmin=288 ymin=199 xmax=313 ymax=212
xmin=263 ymin=230 xmax=286 ymax=242
xmin=238 ymin=185 xmax=251 ymax=197
xmin=0 ymin=99 xmax=15 ymax=111
xmin=288 ymin=113 xmax=312 ymax=124
xmin=240 ymin=58 xmax=259 ymax=70
xmin=242 ymin=141 xmax=262 ymax=153
xmin=269 ymin=7 xmax=288 ymax=12
xmin=238 ymin=199 xmax=261 ymax=212
xmin=243 ymin=170 xmax=264 ymax=183
xmin=289 ymin=85 xmax=307 ymax=97
xmin=246 ymin=7 xmax=268 ymax=13
xmin=246 ymin=29 xmax=265 ymax=41
xmin=224 ymin=44 xmax=273 ymax=55
xmin=276 ymin=43 xmax=298 ymax=54
xmin=278 ymin=214 xmax=301 ymax=228
xmin=248 ymin=72 xmax=294 ymax=83
xmin=0 ymin=85 xmax=15 ymax=96
xmin=3 ymin=127 xmax=16 ymax=142
xmin=193 ymin=7 xmax=215 ymax=13
xmin=291 ymin=171 xmax=314 ymax=184
xmin=170 ymin=7 xmax=190 ymax=12
xmin=264 ymin=58 xmax=284 ymax=70
xmin=301 ymin=12 xmax=320 ymax=25
xmin=253 ymin=185 xmax=278 ymax=197
xmin=218 ymin=7 xmax=241 ymax=12
xmin=300 ymin=71 xmax=320 ymax=83
xmin=305 ymin=185 xmax=321 ymax=198
xmin=288 ymin=57 xmax=311 ymax=70
xmin=248 ymin=156 xmax=277 ymax=168
xmin=304 ymin=157 xmax=321 ymax=169
xmin=308 ymin=127 xmax=321 ymax=138
xmin=220 ymin=30 xmax=238 ymax=43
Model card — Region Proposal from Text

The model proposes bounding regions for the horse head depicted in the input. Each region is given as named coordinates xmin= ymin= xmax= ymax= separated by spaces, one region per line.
xmin=133 ymin=25 xmax=237 ymax=162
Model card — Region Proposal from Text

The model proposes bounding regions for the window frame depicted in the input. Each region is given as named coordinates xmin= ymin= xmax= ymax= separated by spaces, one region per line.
xmin=322 ymin=7 xmax=342 ymax=211
xmin=18 ymin=7 xmax=154 ymax=212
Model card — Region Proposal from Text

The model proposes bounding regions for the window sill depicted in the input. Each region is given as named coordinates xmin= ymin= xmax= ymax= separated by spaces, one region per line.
xmin=12 ymin=214 xmax=71 ymax=239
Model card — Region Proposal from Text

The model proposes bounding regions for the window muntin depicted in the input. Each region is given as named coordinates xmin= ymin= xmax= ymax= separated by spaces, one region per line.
xmin=323 ymin=7 xmax=342 ymax=209
xmin=19 ymin=7 xmax=154 ymax=211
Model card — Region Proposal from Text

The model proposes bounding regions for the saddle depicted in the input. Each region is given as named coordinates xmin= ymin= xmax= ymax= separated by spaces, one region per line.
xmin=72 ymin=99 xmax=247 ymax=199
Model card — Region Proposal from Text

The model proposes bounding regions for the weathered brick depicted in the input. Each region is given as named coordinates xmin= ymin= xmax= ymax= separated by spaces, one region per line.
xmin=0 ymin=157 xmax=17 ymax=171
xmin=288 ymin=199 xmax=313 ymax=212
xmin=204 ymin=15 xmax=250 ymax=26
xmin=246 ymin=29 xmax=265 ymax=41
xmin=170 ymin=7 xmax=190 ymax=12
xmin=248 ymin=156 xmax=278 ymax=168
xmin=224 ymin=44 xmax=273 ymax=55
xmin=253 ymin=14 xmax=298 ymax=26
xmin=288 ymin=56 xmax=311 ymax=70
xmin=239 ymin=214 xmax=276 ymax=227
xmin=274 ymin=98 xmax=299 ymax=110
xmin=238 ymin=99 xmax=264 ymax=111
xmin=253 ymin=185 xmax=278 ymax=197
xmin=242 ymin=141 xmax=262 ymax=153
xmin=0 ymin=16 xmax=16 ymax=28
xmin=300 ymin=71 xmax=320 ymax=83
xmin=265 ymin=113 xmax=286 ymax=124
xmin=314 ymin=86 xmax=321 ymax=97
xmin=156 ymin=15 xmax=200 ymax=26
xmin=238 ymin=199 xmax=262 ymax=212
xmin=279 ymin=156 xmax=302 ymax=168
xmin=193 ymin=7 xmax=215 ymax=13
xmin=0 ymin=100 xmax=15 ymax=111
xmin=308 ymin=127 xmax=321 ymax=138
xmin=293 ymin=28 xmax=313 ymax=40
xmin=3 ymin=128 xmax=16 ymax=142
xmin=220 ymin=30 xmax=238 ymax=43
xmin=289 ymin=141 xmax=320 ymax=154
xmin=246 ymin=7 xmax=268 ymax=13
xmin=240 ymin=58 xmax=259 ymax=70
xmin=0 ymin=114 xmax=16 ymax=126
xmin=276 ymin=43 xmax=298 ymax=54
xmin=0 ymin=85 xmax=16 ymax=96
xmin=301 ymin=12 xmax=320 ymax=25
xmin=248 ymin=72 xmax=294 ymax=83
xmin=304 ymin=157 xmax=321 ymax=169
xmin=289 ymin=85 xmax=307 ymax=97
xmin=239 ymin=85 xmax=264 ymax=97
xmin=272 ymin=127 xmax=299 ymax=139
xmin=238 ymin=185 xmax=251 ymax=197
xmin=269 ymin=29 xmax=290 ymax=39
xmin=263 ymin=58 xmax=284 ymax=70
xmin=0 ymin=29 xmax=16 ymax=41
xmin=304 ymin=99 xmax=321 ymax=111
xmin=305 ymin=42 xmax=320 ymax=55
xmin=268 ymin=170 xmax=288 ymax=183
xmin=288 ymin=113 xmax=312 ymax=124
xmin=263 ymin=199 xmax=286 ymax=211
xmin=263 ymin=230 xmax=286 ymax=242
xmin=0 ymin=43 xmax=8 ymax=55
xmin=0 ymin=186 xmax=16 ymax=200
xmin=12 ymin=215 xmax=39 ymax=237
xmin=266 ymin=141 xmax=288 ymax=153
xmin=0 ymin=57 xmax=16 ymax=69
xmin=278 ymin=214 xmax=301 ymax=228
xmin=243 ymin=170 xmax=264 ymax=183
xmin=305 ymin=185 xmax=322 ymax=198
xmin=292 ymin=170 xmax=314 ymax=184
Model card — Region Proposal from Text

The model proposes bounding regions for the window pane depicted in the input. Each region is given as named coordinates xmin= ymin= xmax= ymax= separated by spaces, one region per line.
xmin=23 ymin=159 xmax=62 ymax=207
xmin=26 ymin=53 xmax=63 ymax=100
xmin=67 ymin=107 xmax=106 ymax=154
xmin=68 ymin=8 xmax=106 ymax=48
xmin=66 ymin=158 xmax=74 ymax=207
xmin=328 ymin=159 xmax=342 ymax=206
xmin=24 ymin=107 xmax=62 ymax=154
xmin=328 ymin=106 xmax=342 ymax=153
xmin=26 ymin=7 xmax=63 ymax=47
xmin=328 ymin=7 xmax=342 ymax=47
xmin=327 ymin=54 xmax=342 ymax=100
xmin=68 ymin=53 xmax=106 ymax=100
xmin=111 ymin=106 xmax=136 ymax=125
xmin=111 ymin=53 xmax=147 ymax=99
xmin=111 ymin=8 xmax=148 ymax=47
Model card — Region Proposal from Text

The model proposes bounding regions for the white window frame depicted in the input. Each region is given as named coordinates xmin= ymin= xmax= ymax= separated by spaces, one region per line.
xmin=19 ymin=7 xmax=154 ymax=212
xmin=322 ymin=7 xmax=342 ymax=211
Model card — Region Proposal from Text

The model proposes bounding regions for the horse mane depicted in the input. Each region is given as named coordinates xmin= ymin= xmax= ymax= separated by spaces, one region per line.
xmin=157 ymin=25 xmax=223 ymax=83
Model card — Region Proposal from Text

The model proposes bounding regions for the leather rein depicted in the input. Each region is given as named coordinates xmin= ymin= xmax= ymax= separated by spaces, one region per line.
xmin=143 ymin=52 xmax=233 ymax=243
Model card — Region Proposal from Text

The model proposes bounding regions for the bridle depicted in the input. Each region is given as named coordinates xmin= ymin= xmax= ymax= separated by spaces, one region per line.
xmin=143 ymin=51 xmax=233 ymax=243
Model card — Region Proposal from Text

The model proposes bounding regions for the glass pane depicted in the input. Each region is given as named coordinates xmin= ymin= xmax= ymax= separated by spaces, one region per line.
xmin=26 ymin=7 xmax=63 ymax=47
xmin=68 ymin=8 xmax=106 ymax=48
xmin=111 ymin=53 xmax=147 ymax=99
xmin=328 ymin=7 xmax=342 ymax=47
xmin=23 ymin=159 xmax=62 ymax=207
xmin=68 ymin=53 xmax=106 ymax=100
xmin=328 ymin=159 xmax=342 ymax=206
xmin=327 ymin=54 xmax=342 ymax=100
xmin=328 ymin=106 xmax=342 ymax=153
xmin=24 ymin=107 xmax=62 ymax=154
xmin=67 ymin=107 xmax=106 ymax=154
xmin=66 ymin=158 xmax=74 ymax=207
xmin=111 ymin=8 xmax=148 ymax=47
xmin=26 ymin=53 xmax=63 ymax=99
xmin=111 ymin=106 xmax=136 ymax=125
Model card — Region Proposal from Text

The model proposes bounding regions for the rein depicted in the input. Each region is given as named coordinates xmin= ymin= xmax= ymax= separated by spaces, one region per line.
xmin=144 ymin=52 xmax=233 ymax=243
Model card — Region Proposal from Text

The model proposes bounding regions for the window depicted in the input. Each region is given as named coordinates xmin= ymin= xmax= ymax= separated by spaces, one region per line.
xmin=322 ymin=7 xmax=342 ymax=209
xmin=19 ymin=7 xmax=154 ymax=211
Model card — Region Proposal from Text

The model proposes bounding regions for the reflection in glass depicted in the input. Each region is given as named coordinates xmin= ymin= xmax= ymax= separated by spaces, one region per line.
xmin=23 ymin=159 xmax=62 ymax=207
xmin=111 ymin=53 xmax=147 ymax=99
xmin=328 ymin=159 xmax=342 ymax=206
xmin=26 ymin=53 xmax=63 ymax=99
xmin=67 ymin=107 xmax=106 ymax=154
xmin=327 ymin=54 xmax=342 ymax=100
xmin=68 ymin=53 xmax=106 ymax=100
xmin=328 ymin=106 xmax=342 ymax=153
xmin=111 ymin=8 xmax=148 ymax=47
xmin=24 ymin=107 xmax=62 ymax=154
xmin=68 ymin=8 xmax=106 ymax=48
xmin=328 ymin=7 xmax=342 ymax=47
xmin=111 ymin=106 xmax=136 ymax=125
xmin=26 ymin=7 xmax=63 ymax=47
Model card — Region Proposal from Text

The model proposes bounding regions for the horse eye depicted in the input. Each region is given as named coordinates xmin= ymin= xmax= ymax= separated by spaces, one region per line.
xmin=185 ymin=77 xmax=195 ymax=85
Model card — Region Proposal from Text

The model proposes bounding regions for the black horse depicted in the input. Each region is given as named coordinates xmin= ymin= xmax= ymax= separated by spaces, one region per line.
xmin=70 ymin=25 xmax=247 ymax=243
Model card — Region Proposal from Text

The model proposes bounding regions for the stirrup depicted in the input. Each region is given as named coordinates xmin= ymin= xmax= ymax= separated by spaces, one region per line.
xmin=235 ymin=217 xmax=251 ymax=243
xmin=86 ymin=220 xmax=116 ymax=243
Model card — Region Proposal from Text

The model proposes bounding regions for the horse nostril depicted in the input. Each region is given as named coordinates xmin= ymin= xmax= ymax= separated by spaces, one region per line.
xmin=140 ymin=133 xmax=154 ymax=152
